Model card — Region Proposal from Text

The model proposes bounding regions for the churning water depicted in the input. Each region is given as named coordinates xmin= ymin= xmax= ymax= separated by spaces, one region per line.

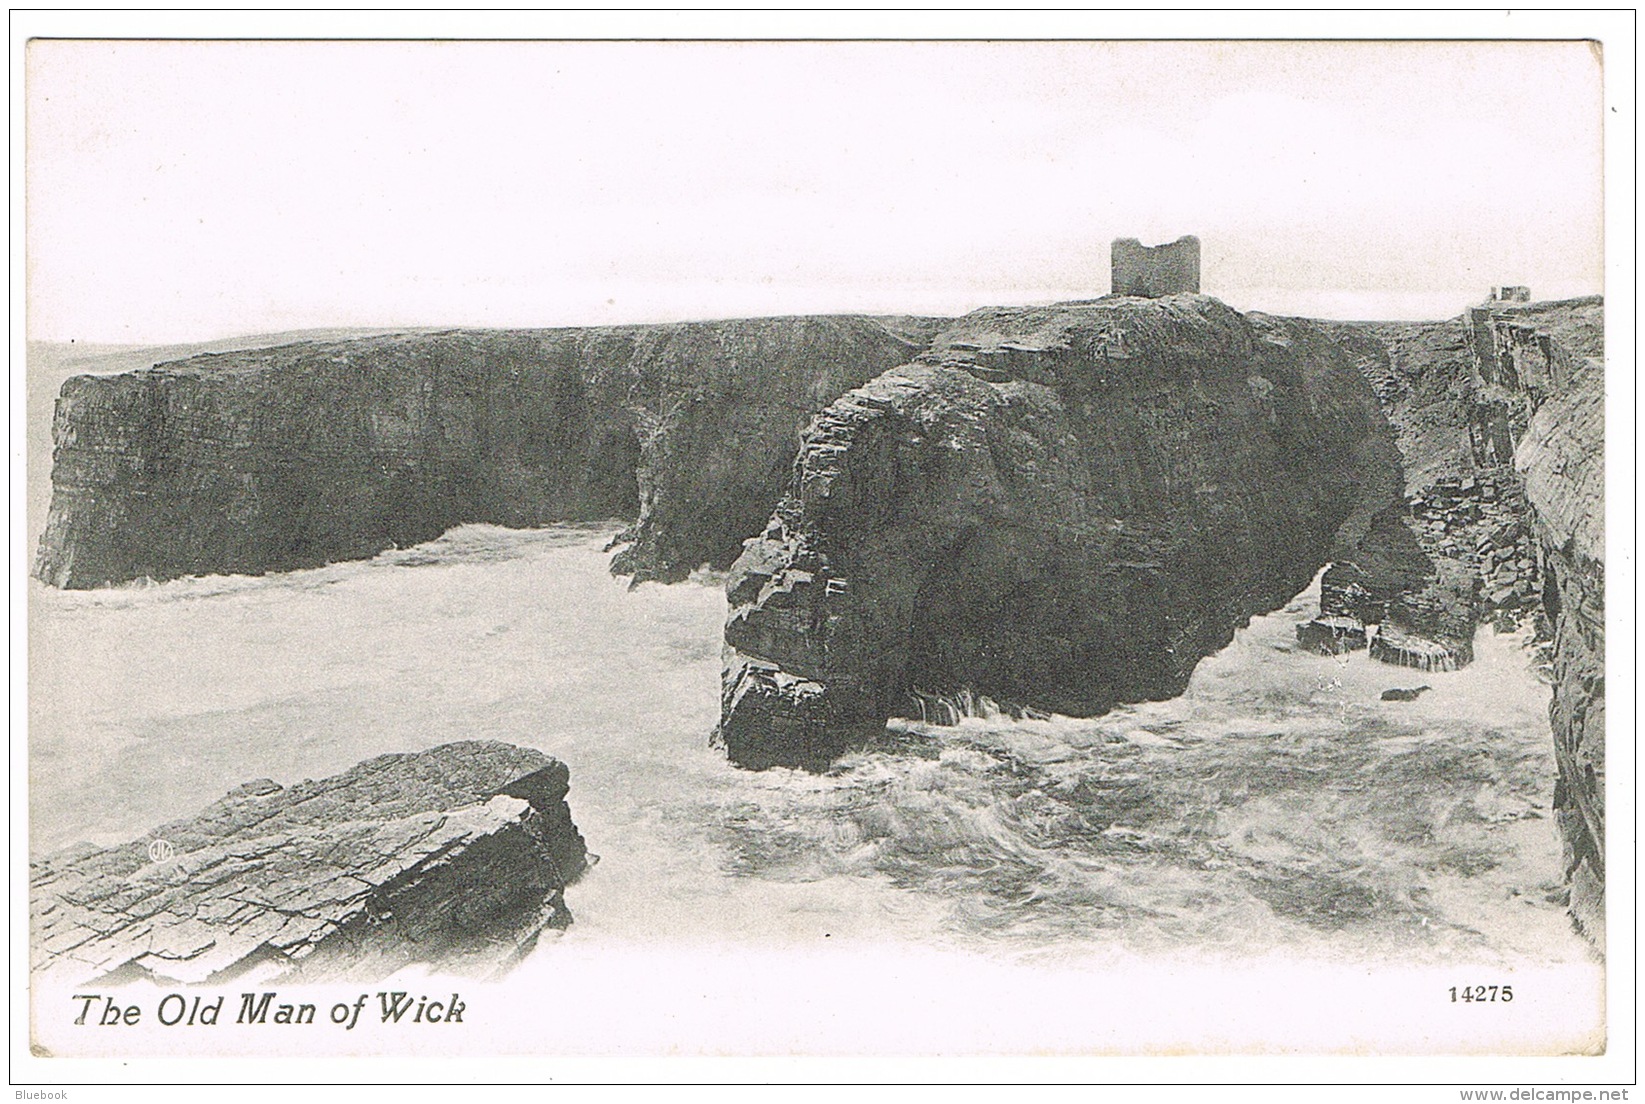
xmin=29 ymin=523 xmax=1590 ymax=972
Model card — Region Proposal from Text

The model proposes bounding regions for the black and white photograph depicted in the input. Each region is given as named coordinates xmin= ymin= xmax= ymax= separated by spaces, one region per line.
xmin=10 ymin=12 xmax=1633 ymax=1088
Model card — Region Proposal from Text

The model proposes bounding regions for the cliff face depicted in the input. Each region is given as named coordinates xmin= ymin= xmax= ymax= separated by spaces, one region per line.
xmin=1304 ymin=305 xmax=1603 ymax=669
xmin=1331 ymin=297 xmax=1605 ymax=945
xmin=1302 ymin=319 xmax=1501 ymax=668
xmin=34 ymin=317 xmax=934 ymax=589
xmin=31 ymin=741 xmax=588 ymax=984
xmin=1510 ymin=313 xmax=1605 ymax=946
xmin=718 ymin=295 xmax=1413 ymax=769
xmin=603 ymin=316 xmax=944 ymax=581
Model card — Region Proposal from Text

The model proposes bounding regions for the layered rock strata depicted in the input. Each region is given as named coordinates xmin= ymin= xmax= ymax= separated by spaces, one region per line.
xmin=1515 ymin=340 xmax=1605 ymax=945
xmin=719 ymin=295 xmax=1416 ymax=769
xmin=1329 ymin=297 xmax=1604 ymax=943
xmin=1301 ymin=301 xmax=1600 ymax=668
xmin=31 ymin=741 xmax=588 ymax=985
xmin=34 ymin=317 xmax=937 ymax=589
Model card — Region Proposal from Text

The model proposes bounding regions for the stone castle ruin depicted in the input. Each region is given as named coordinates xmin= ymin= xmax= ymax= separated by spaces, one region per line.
xmin=1111 ymin=235 xmax=1201 ymax=297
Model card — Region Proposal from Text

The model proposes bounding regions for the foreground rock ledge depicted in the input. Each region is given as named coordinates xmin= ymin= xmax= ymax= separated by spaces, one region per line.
xmin=31 ymin=741 xmax=589 ymax=985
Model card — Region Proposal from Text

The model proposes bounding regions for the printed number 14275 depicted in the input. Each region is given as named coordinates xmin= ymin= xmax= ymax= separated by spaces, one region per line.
xmin=1451 ymin=985 xmax=1513 ymax=1002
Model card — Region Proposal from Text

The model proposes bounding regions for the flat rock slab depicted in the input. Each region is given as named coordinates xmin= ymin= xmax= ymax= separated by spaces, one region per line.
xmin=32 ymin=741 xmax=588 ymax=985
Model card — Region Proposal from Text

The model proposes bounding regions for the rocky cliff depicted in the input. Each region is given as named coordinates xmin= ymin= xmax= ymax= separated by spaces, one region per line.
xmin=718 ymin=295 xmax=1417 ymax=769
xmin=31 ymin=741 xmax=588 ymax=984
xmin=1301 ymin=304 xmax=1602 ymax=669
xmin=1506 ymin=305 xmax=1605 ymax=946
xmin=1300 ymin=319 xmax=1501 ymax=668
xmin=1328 ymin=297 xmax=1605 ymax=945
xmin=34 ymin=316 xmax=937 ymax=589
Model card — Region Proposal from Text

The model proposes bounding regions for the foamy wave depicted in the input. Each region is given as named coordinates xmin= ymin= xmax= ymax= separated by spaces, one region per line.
xmin=31 ymin=523 xmax=632 ymax=611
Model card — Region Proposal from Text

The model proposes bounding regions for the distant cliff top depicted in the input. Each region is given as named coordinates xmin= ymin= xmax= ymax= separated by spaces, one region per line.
xmin=1487 ymin=294 xmax=1604 ymax=369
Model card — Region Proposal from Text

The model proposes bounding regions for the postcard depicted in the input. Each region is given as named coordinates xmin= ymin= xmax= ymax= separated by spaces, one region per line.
xmin=12 ymin=13 xmax=1633 ymax=1089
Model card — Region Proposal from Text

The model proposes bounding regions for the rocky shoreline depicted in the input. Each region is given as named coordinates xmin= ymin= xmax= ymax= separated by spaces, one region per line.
xmin=30 ymin=291 xmax=1606 ymax=947
xmin=33 ymin=316 xmax=938 ymax=590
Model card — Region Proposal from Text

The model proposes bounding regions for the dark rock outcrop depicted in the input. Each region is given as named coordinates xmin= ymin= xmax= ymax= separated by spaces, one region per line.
xmin=34 ymin=317 xmax=938 ymax=589
xmin=1295 ymin=614 xmax=1368 ymax=655
xmin=31 ymin=741 xmax=588 ymax=984
xmin=718 ymin=295 xmax=1413 ymax=769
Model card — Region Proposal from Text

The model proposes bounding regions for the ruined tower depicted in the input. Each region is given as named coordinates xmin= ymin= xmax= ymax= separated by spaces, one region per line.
xmin=1111 ymin=235 xmax=1201 ymax=297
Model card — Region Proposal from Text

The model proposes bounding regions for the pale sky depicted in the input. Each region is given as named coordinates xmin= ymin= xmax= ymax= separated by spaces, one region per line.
xmin=27 ymin=39 xmax=1605 ymax=344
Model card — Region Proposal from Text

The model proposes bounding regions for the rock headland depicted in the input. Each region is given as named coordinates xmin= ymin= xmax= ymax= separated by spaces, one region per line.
xmin=717 ymin=294 xmax=1418 ymax=769
xmin=34 ymin=316 xmax=938 ymax=589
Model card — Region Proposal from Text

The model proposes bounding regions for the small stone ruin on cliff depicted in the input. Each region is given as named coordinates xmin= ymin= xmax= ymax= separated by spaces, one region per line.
xmin=1110 ymin=235 xmax=1202 ymax=297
